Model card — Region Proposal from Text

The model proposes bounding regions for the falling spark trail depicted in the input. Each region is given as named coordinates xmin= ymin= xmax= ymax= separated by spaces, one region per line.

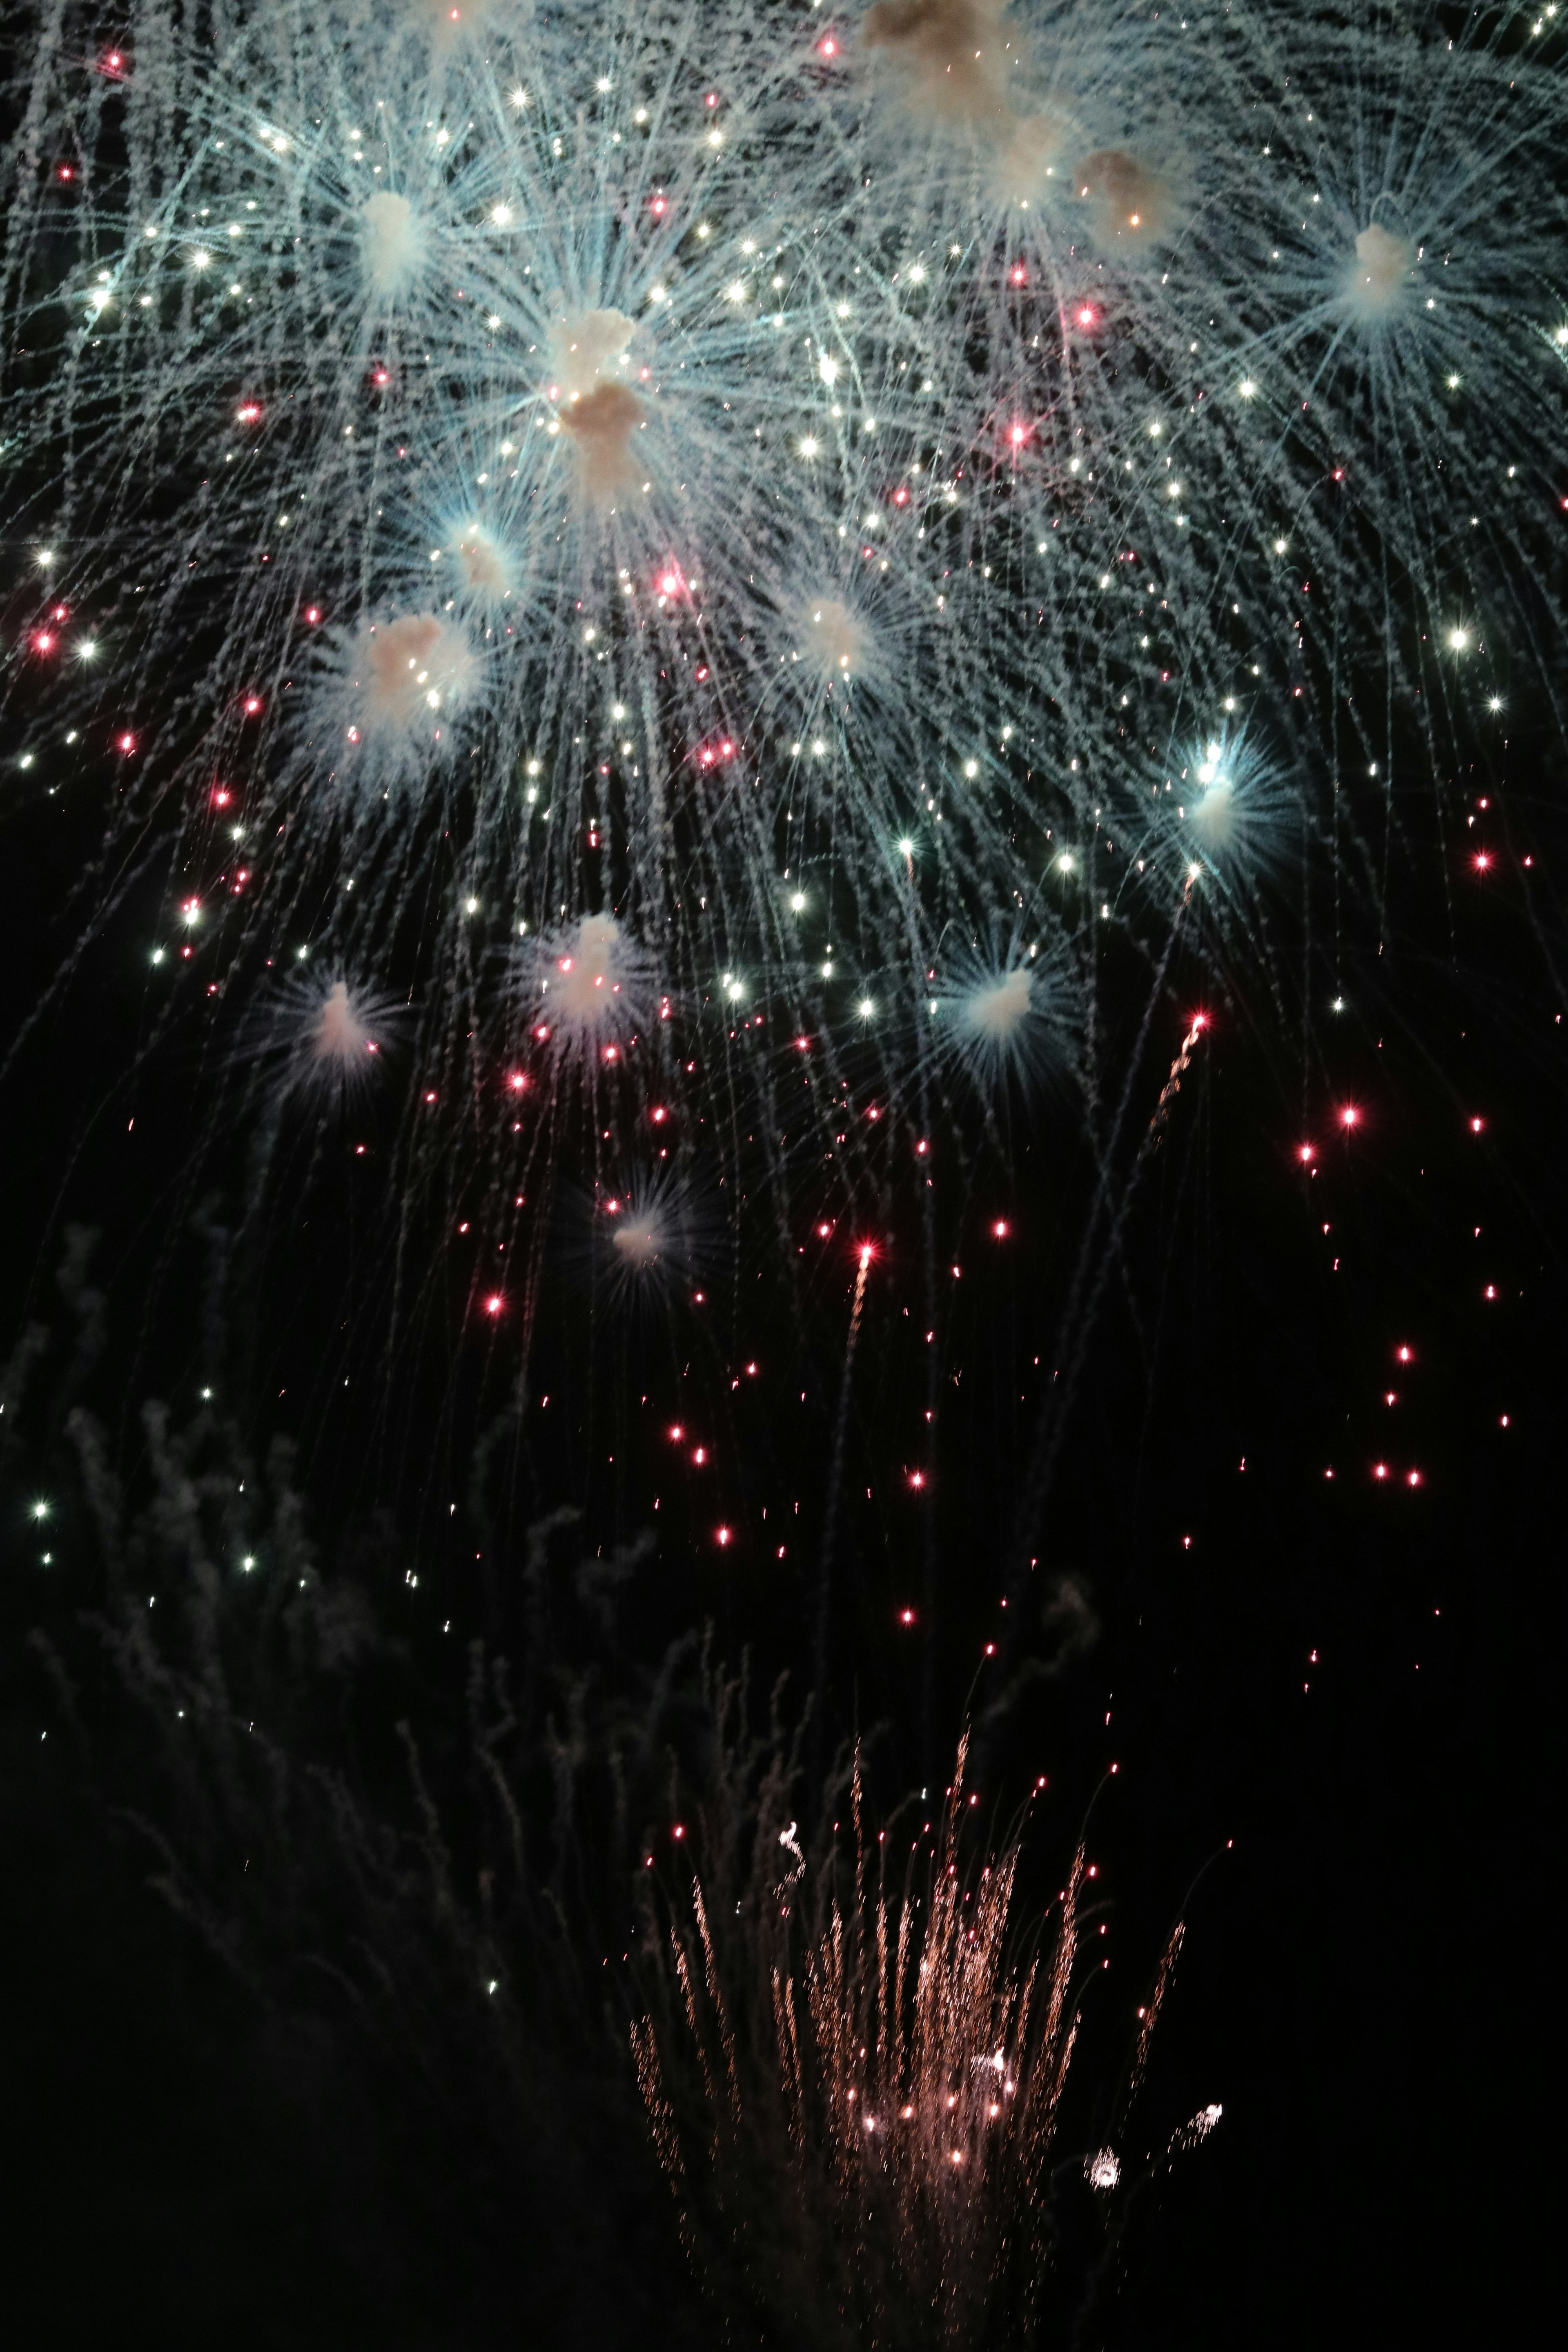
xmin=813 ymin=1243 xmax=874 ymax=1772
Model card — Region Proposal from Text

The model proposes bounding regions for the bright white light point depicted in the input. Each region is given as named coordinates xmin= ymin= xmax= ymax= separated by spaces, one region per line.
xmin=192 ymin=250 xmax=211 ymax=270
xmin=596 ymin=77 xmax=612 ymax=92
xmin=1488 ymin=696 xmax=1503 ymax=712
xmin=1058 ymin=853 xmax=1073 ymax=873
xmin=799 ymin=436 xmax=819 ymax=459
xmin=1087 ymin=2150 xmax=1121 ymax=2191
xmin=726 ymin=281 xmax=747 ymax=303
xmin=819 ymin=356 xmax=839 ymax=387
xmin=1273 ymin=537 xmax=1287 ymax=555
xmin=963 ymin=759 xmax=978 ymax=778
xmin=1448 ymin=627 xmax=1470 ymax=652
xmin=465 ymin=896 xmax=479 ymax=915
xmin=858 ymin=999 xmax=874 ymax=1018
xmin=897 ymin=838 xmax=913 ymax=855
xmin=491 ymin=204 xmax=512 ymax=227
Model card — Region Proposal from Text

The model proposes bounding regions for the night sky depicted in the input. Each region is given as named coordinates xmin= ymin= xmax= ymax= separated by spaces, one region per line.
xmin=2 ymin=9 xmax=1564 ymax=2347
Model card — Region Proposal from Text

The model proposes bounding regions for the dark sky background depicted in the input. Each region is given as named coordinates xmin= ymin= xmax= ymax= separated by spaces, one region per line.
xmin=1 ymin=657 xmax=1559 ymax=2352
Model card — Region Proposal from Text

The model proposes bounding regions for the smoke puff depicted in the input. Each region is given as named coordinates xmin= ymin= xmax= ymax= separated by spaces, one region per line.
xmin=356 ymin=613 xmax=477 ymax=733
xmin=861 ymin=0 xmax=1013 ymax=127
xmin=1347 ymin=222 xmax=1412 ymax=316
xmin=1076 ymin=148 xmax=1176 ymax=245
xmin=451 ymin=521 xmax=512 ymax=606
xmin=360 ymin=192 xmax=425 ymax=299
xmin=960 ymin=965 xmax=1033 ymax=1042
xmin=802 ymin=596 xmax=871 ymax=679
xmin=561 ymin=381 xmax=647 ymax=505
xmin=549 ymin=308 xmax=637 ymax=401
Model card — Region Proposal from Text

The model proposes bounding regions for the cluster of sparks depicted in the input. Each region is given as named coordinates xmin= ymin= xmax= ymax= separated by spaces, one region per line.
xmin=3 ymin=5 xmax=1560 ymax=1287
xmin=633 ymin=1735 xmax=1206 ymax=2336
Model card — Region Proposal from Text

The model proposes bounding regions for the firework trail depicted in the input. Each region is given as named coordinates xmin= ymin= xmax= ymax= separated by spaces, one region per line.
xmin=813 ymin=1236 xmax=875 ymax=1750
xmin=635 ymin=1731 xmax=1219 ymax=2340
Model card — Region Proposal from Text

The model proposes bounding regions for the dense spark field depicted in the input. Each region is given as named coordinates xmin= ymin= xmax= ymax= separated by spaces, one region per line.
xmin=6 ymin=2 xmax=1562 ymax=1371
xmin=2 ymin=8 xmax=1564 ymax=2336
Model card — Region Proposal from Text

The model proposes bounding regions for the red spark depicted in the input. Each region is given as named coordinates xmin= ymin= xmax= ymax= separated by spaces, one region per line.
xmin=1077 ymin=305 xmax=1097 ymax=327
xmin=1298 ymin=1143 xmax=1315 ymax=1163
xmin=899 ymin=1608 xmax=916 ymax=1625
xmin=1338 ymin=1104 xmax=1360 ymax=1129
xmin=508 ymin=1072 xmax=527 ymax=1091
xmin=484 ymin=1294 xmax=503 ymax=1316
xmin=1469 ymin=1116 xmax=1485 ymax=1133
xmin=1396 ymin=1345 xmax=1413 ymax=1363
xmin=235 ymin=403 xmax=262 ymax=424
xmin=992 ymin=1219 xmax=1010 ymax=1238
xmin=1373 ymin=1463 xmax=1388 ymax=1480
xmin=716 ymin=1525 xmax=732 ymax=1546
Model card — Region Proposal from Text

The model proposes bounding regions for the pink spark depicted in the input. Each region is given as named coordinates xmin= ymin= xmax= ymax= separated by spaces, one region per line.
xmin=484 ymin=1294 xmax=503 ymax=1316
